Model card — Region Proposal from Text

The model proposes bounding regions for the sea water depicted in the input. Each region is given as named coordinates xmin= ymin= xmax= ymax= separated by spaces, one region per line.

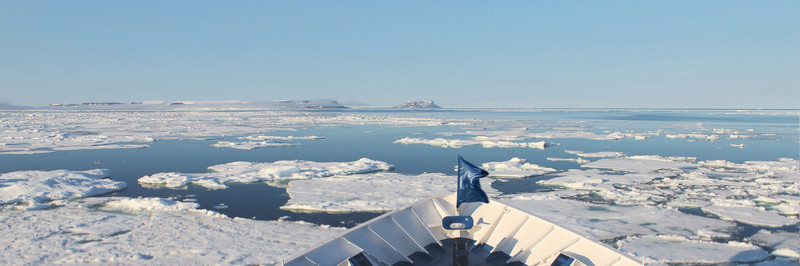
xmin=1 ymin=109 xmax=797 ymax=227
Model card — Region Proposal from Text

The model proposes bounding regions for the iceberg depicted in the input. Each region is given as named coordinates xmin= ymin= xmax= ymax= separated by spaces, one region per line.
xmin=0 ymin=169 xmax=126 ymax=206
xmin=138 ymin=158 xmax=394 ymax=189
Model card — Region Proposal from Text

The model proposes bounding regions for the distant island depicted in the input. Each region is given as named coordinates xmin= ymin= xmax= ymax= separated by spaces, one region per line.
xmin=393 ymin=101 xmax=441 ymax=109
xmin=40 ymin=100 xmax=347 ymax=110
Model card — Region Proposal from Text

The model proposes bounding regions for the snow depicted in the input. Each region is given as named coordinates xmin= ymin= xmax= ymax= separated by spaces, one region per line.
xmin=537 ymin=169 xmax=605 ymax=190
xmin=282 ymin=172 xmax=459 ymax=212
xmin=582 ymin=155 xmax=697 ymax=173
xmin=394 ymin=137 xmax=546 ymax=149
xmin=750 ymin=230 xmax=800 ymax=258
xmin=703 ymin=204 xmax=799 ymax=227
xmin=564 ymin=150 xmax=626 ymax=158
xmin=618 ymin=235 xmax=769 ymax=264
xmin=499 ymin=194 xmax=737 ymax=241
xmin=547 ymin=157 xmax=591 ymax=164
xmin=241 ymin=135 xmax=324 ymax=141
xmin=0 ymin=111 xmax=471 ymax=154
xmin=480 ymin=157 xmax=557 ymax=178
xmin=213 ymin=135 xmax=325 ymax=149
xmin=0 ymin=169 xmax=126 ymax=206
xmin=0 ymin=197 xmax=344 ymax=264
xmin=212 ymin=140 xmax=296 ymax=149
xmin=138 ymin=158 xmax=394 ymax=189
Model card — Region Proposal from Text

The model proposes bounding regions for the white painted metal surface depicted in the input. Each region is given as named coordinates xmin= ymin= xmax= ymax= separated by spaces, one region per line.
xmin=283 ymin=194 xmax=643 ymax=266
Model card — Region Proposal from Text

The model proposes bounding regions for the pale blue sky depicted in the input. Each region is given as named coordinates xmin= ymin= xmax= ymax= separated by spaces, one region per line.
xmin=1 ymin=1 xmax=798 ymax=108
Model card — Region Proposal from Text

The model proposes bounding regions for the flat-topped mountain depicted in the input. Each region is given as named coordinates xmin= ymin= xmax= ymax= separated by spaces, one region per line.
xmin=393 ymin=101 xmax=441 ymax=109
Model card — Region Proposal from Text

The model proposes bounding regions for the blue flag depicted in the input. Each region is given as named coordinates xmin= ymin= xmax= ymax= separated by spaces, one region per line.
xmin=457 ymin=156 xmax=489 ymax=208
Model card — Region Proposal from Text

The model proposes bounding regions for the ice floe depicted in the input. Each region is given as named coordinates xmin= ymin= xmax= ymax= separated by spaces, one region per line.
xmin=546 ymin=157 xmax=591 ymax=164
xmin=138 ymin=158 xmax=394 ymax=189
xmin=618 ymin=235 xmax=769 ymax=264
xmin=282 ymin=172 xmax=458 ymax=212
xmin=442 ymin=127 xmax=646 ymax=141
xmin=393 ymin=137 xmax=546 ymax=149
xmin=0 ymin=169 xmax=126 ymax=206
xmin=0 ymin=197 xmax=343 ymax=264
xmin=702 ymin=205 xmax=798 ymax=227
xmin=499 ymin=193 xmax=737 ymax=241
xmin=750 ymin=230 xmax=800 ymax=259
xmin=480 ymin=157 xmax=557 ymax=178
xmin=564 ymin=150 xmax=626 ymax=158
xmin=582 ymin=155 xmax=697 ymax=173
xmin=241 ymin=135 xmax=324 ymax=141
xmin=212 ymin=135 xmax=325 ymax=150
xmin=0 ymin=111 xmax=472 ymax=154
xmin=212 ymin=140 xmax=296 ymax=149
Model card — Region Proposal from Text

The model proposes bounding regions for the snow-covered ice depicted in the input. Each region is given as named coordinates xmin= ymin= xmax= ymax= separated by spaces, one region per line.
xmin=0 ymin=111 xmax=471 ymax=154
xmin=750 ymin=230 xmax=800 ymax=259
xmin=564 ymin=150 xmax=626 ymax=158
xmin=0 ymin=169 xmax=126 ymax=206
xmin=499 ymin=193 xmax=737 ymax=241
xmin=282 ymin=172 xmax=459 ymax=212
xmin=618 ymin=235 xmax=769 ymax=264
xmin=212 ymin=135 xmax=325 ymax=149
xmin=702 ymin=205 xmax=799 ymax=227
xmin=212 ymin=140 xmax=296 ymax=149
xmin=480 ymin=157 xmax=557 ymax=178
xmin=0 ymin=197 xmax=344 ymax=264
xmin=582 ymin=155 xmax=697 ymax=173
xmin=138 ymin=158 xmax=394 ymax=189
xmin=394 ymin=137 xmax=546 ymax=149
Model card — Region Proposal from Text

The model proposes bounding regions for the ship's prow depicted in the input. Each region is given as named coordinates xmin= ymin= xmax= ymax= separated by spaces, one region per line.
xmin=282 ymin=193 xmax=643 ymax=266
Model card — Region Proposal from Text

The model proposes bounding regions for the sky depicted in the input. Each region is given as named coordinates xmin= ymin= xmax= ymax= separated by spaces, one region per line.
xmin=1 ymin=1 xmax=798 ymax=108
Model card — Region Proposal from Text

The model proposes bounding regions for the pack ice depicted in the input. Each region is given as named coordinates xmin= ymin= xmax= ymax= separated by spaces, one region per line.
xmin=0 ymin=169 xmax=126 ymax=207
xmin=0 ymin=197 xmax=343 ymax=264
xmin=138 ymin=158 xmax=394 ymax=189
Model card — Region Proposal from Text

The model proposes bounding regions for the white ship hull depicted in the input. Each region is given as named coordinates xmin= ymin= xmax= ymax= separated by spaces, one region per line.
xmin=283 ymin=194 xmax=642 ymax=266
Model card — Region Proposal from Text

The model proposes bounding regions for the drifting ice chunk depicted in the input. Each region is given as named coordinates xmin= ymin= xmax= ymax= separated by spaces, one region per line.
xmin=138 ymin=158 xmax=394 ymax=189
xmin=393 ymin=137 xmax=546 ymax=149
xmin=537 ymin=169 xmax=605 ymax=190
xmin=564 ymin=150 xmax=626 ymax=158
xmin=104 ymin=197 xmax=197 ymax=212
xmin=619 ymin=235 xmax=769 ymax=264
xmin=212 ymin=140 xmax=296 ymax=149
xmin=702 ymin=205 xmax=799 ymax=227
xmin=499 ymin=195 xmax=736 ymax=241
xmin=538 ymin=169 xmax=663 ymax=191
xmin=281 ymin=172 xmax=464 ymax=212
xmin=583 ymin=155 xmax=697 ymax=173
xmin=213 ymin=135 xmax=324 ymax=150
xmin=750 ymin=230 xmax=800 ymax=258
xmin=480 ymin=157 xmax=557 ymax=178
xmin=241 ymin=135 xmax=324 ymax=141
xmin=0 ymin=169 xmax=125 ymax=205
xmin=547 ymin=157 xmax=591 ymax=164
xmin=665 ymin=133 xmax=721 ymax=142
